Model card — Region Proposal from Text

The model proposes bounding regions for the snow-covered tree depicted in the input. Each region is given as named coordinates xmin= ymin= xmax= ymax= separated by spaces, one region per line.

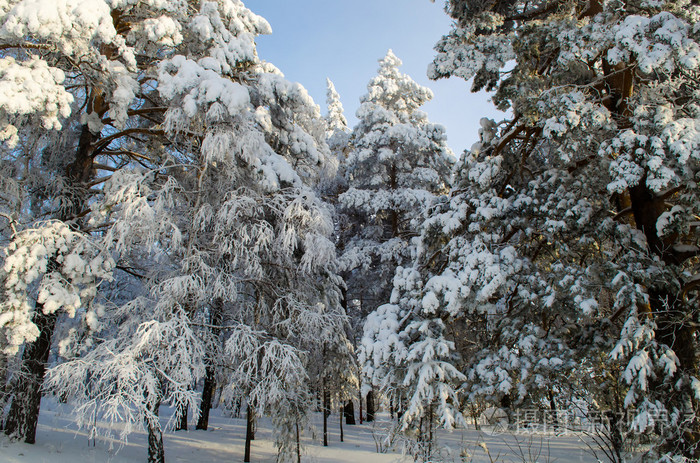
xmin=209 ymin=187 xmax=348 ymax=461
xmin=0 ymin=0 xmax=194 ymax=444
xmin=360 ymin=245 xmax=468 ymax=460
xmin=0 ymin=2 xmax=349 ymax=462
xmin=339 ymin=49 xmax=453 ymax=333
xmin=341 ymin=50 xmax=454 ymax=423
xmin=364 ymin=0 xmax=700 ymax=460
xmin=325 ymin=78 xmax=350 ymax=157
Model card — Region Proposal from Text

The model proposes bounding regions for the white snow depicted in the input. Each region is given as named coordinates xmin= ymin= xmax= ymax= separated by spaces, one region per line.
xmin=0 ymin=402 xmax=601 ymax=463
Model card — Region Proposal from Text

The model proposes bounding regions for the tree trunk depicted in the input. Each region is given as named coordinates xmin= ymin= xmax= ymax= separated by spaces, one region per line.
xmin=3 ymin=309 xmax=58 ymax=443
xmin=244 ymin=405 xmax=254 ymax=462
xmin=343 ymin=400 xmax=355 ymax=425
xmin=604 ymin=409 xmax=624 ymax=463
xmin=366 ymin=389 xmax=375 ymax=422
xmin=548 ymin=390 xmax=558 ymax=431
xmin=295 ymin=421 xmax=301 ymax=463
xmin=396 ymin=396 xmax=406 ymax=421
xmin=471 ymin=403 xmax=480 ymax=430
xmin=628 ymin=180 xmax=700 ymax=457
xmin=196 ymin=301 xmax=223 ymax=431
xmin=427 ymin=404 xmax=434 ymax=459
xmin=599 ymin=35 xmax=700 ymax=458
xmin=147 ymin=400 xmax=165 ymax=463
xmin=323 ymin=384 xmax=330 ymax=446
xmin=196 ymin=365 xmax=216 ymax=430
xmin=500 ymin=394 xmax=512 ymax=428
xmin=0 ymin=355 xmax=8 ymax=415
xmin=358 ymin=387 xmax=363 ymax=424
xmin=339 ymin=405 xmax=344 ymax=442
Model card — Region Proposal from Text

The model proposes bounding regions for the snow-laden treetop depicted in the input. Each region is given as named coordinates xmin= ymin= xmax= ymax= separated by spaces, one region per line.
xmin=0 ymin=0 xmax=271 ymax=144
xmin=325 ymin=78 xmax=348 ymax=134
xmin=362 ymin=49 xmax=434 ymax=119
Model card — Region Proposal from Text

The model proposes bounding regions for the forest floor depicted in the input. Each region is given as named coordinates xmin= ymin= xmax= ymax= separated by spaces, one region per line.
xmin=0 ymin=400 xmax=609 ymax=462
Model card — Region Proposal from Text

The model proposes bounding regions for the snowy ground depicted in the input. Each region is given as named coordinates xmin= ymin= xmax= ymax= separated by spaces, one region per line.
xmin=0 ymin=401 xmax=603 ymax=462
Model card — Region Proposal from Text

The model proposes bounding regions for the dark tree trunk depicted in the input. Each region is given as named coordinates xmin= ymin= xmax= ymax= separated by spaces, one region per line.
xmin=627 ymin=181 xmax=700 ymax=457
xmin=244 ymin=405 xmax=254 ymax=462
xmin=343 ymin=400 xmax=355 ymax=425
xmin=295 ymin=421 xmax=301 ymax=463
xmin=499 ymin=393 xmax=513 ymax=426
xmin=366 ymin=389 xmax=375 ymax=422
xmin=196 ymin=365 xmax=216 ymax=430
xmin=3 ymin=309 xmax=58 ymax=443
xmin=196 ymin=301 xmax=223 ymax=431
xmin=427 ymin=404 xmax=434 ymax=458
xmin=0 ymin=355 xmax=7 ymax=412
xmin=604 ymin=409 xmax=624 ymax=463
xmin=600 ymin=42 xmax=700 ymax=457
xmin=323 ymin=385 xmax=330 ymax=446
xmin=147 ymin=400 xmax=165 ymax=463
xmin=232 ymin=397 xmax=242 ymax=418
xmin=395 ymin=396 xmax=406 ymax=421
xmin=339 ymin=405 xmax=344 ymax=442
xmin=470 ymin=403 xmax=480 ymax=430
xmin=548 ymin=390 xmax=558 ymax=431
xmin=358 ymin=387 xmax=363 ymax=424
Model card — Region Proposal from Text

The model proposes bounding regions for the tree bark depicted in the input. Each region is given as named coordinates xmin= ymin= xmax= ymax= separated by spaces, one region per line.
xmin=343 ymin=400 xmax=355 ymax=425
xmin=0 ymin=354 xmax=7 ymax=411
xmin=597 ymin=37 xmax=700 ymax=455
xmin=548 ymin=390 xmax=558 ymax=431
xmin=625 ymin=139 xmax=699 ymax=459
xmin=3 ymin=115 xmax=100 ymax=443
xmin=196 ymin=301 xmax=223 ymax=431
xmin=323 ymin=384 xmax=330 ymax=446
xmin=470 ymin=403 xmax=480 ymax=430
xmin=147 ymin=400 xmax=165 ymax=463
xmin=3 ymin=309 xmax=58 ymax=443
xmin=295 ymin=420 xmax=301 ymax=463
xmin=358 ymin=386 xmax=363 ymax=424
xmin=196 ymin=365 xmax=216 ymax=430
xmin=175 ymin=402 xmax=188 ymax=431
xmin=366 ymin=389 xmax=375 ymax=422
xmin=604 ymin=409 xmax=624 ymax=463
xmin=427 ymin=404 xmax=434 ymax=458
xmin=339 ymin=405 xmax=344 ymax=442
xmin=244 ymin=405 xmax=254 ymax=462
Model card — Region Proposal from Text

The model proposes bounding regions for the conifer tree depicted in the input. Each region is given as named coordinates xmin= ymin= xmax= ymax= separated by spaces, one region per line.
xmin=340 ymin=50 xmax=453 ymax=420
xmin=339 ymin=49 xmax=453 ymax=326
xmin=325 ymin=77 xmax=350 ymax=156
xmin=1 ymin=2 xmax=349 ymax=461
xmin=363 ymin=1 xmax=700 ymax=460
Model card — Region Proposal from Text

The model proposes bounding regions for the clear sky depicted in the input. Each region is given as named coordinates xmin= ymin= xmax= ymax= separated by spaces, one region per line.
xmin=244 ymin=0 xmax=504 ymax=156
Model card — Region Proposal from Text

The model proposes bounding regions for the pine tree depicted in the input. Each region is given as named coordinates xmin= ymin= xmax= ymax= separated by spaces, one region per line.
xmin=340 ymin=50 xmax=454 ymax=423
xmin=1 ymin=2 xmax=349 ymax=461
xmin=325 ymin=78 xmax=350 ymax=157
xmin=339 ymin=49 xmax=453 ymax=332
xmin=370 ymin=0 xmax=700 ymax=460
xmin=0 ymin=0 xmax=198 ymax=443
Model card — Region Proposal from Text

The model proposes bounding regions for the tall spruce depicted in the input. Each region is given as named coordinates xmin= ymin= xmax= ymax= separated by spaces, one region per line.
xmin=340 ymin=50 xmax=454 ymax=420
xmin=340 ymin=49 xmax=453 ymax=329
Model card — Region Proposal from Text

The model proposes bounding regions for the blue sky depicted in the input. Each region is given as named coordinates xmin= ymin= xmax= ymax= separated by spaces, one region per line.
xmin=245 ymin=0 xmax=504 ymax=156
